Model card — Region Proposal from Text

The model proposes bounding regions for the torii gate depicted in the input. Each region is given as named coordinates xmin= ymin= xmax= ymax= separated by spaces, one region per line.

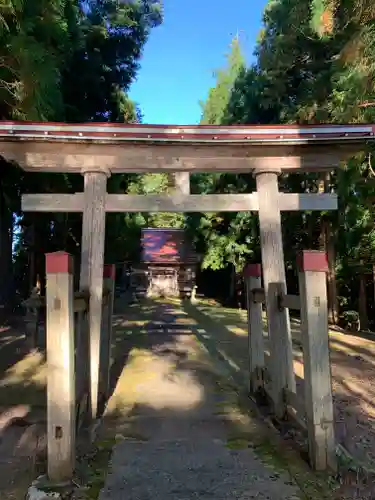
xmin=0 ymin=121 xmax=373 ymax=419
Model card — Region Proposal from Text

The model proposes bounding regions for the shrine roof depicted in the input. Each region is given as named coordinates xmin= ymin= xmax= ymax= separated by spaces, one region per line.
xmin=0 ymin=121 xmax=374 ymax=145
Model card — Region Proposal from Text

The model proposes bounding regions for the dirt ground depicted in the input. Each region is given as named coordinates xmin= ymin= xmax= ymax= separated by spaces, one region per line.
xmin=0 ymin=323 xmax=47 ymax=500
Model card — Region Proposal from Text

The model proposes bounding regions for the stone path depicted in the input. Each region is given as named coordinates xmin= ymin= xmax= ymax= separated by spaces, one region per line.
xmin=98 ymin=300 xmax=307 ymax=500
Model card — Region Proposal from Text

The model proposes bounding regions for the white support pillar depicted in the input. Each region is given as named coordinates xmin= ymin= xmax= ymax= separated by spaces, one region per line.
xmin=80 ymin=167 xmax=110 ymax=420
xmin=298 ymin=250 xmax=336 ymax=471
xmin=45 ymin=251 xmax=75 ymax=483
xmin=254 ymin=169 xmax=295 ymax=418
xmin=174 ymin=172 xmax=190 ymax=195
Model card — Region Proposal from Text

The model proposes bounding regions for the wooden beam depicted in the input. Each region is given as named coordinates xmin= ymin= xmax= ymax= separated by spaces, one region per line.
xmin=22 ymin=194 xmax=84 ymax=212
xmin=250 ymin=287 xmax=266 ymax=304
xmin=280 ymin=293 xmax=301 ymax=310
xmin=107 ymin=193 xmax=260 ymax=212
xmin=1 ymin=141 xmax=346 ymax=173
xmin=284 ymin=388 xmax=305 ymax=420
xmin=279 ymin=193 xmax=337 ymax=211
xmin=21 ymin=192 xmax=338 ymax=213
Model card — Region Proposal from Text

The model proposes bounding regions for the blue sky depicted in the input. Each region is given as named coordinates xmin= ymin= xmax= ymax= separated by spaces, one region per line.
xmin=129 ymin=0 xmax=268 ymax=125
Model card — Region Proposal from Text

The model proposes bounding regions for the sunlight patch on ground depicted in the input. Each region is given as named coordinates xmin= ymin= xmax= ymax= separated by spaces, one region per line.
xmin=331 ymin=331 xmax=375 ymax=347
xmin=196 ymin=299 xmax=375 ymax=363
xmin=227 ymin=325 xmax=247 ymax=337
xmin=1 ymin=351 xmax=46 ymax=387
xmin=335 ymin=377 xmax=375 ymax=419
xmin=153 ymin=297 xmax=181 ymax=306
xmin=106 ymin=347 xmax=204 ymax=415
xmin=196 ymin=328 xmax=211 ymax=340
xmin=174 ymin=317 xmax=196 ymax=325
xmin=117 ymin=319 xmax=149 ymax=327
xmin=329 ymin=340 xmax=362 ymax=355
xmin=0 ymin=351 xmax=46 ymax=407
xmin=329 ymin=339 xmax=375 ymax=368
xmin=115 ymin=328 xmax=148 ymax=337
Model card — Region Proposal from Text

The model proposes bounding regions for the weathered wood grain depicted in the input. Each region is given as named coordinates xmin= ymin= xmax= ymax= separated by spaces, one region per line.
xmin=245 ymin=273 xmax=265 ymax=393
xmin=298 ymin=251 xmax=336 ymax=471
xmin=45 ymin=252 xmax=75 ymax=483
xmin=79 ymin=169 xmax=108 ymax=420
xmin=255 ymin=170 xmax=295 ymax=418
xmin=21 ymin=192 xmax=338 ymax=213
xmin=1 ymin=140 xmax=347 ymax=173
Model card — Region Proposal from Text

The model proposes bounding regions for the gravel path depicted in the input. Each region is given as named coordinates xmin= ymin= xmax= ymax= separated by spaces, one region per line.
xmin=98 ymin=301 xmax=304 ymax=500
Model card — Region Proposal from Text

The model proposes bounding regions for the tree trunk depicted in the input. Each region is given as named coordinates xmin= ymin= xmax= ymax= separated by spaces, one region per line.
xmin=0 ymin=182 xmax=14 ymax=311
xmin=229 ymin=264 xmax=236 ymax=302
xmin=28 ymin=223 xmax=36 ymax=294
xmin=358 ymin=262 xmax=369 ymax=331
xmin=326 ymin=224 xmax=339 ymax=324
xmin=318 ymin=173 xmax=339 ymax=325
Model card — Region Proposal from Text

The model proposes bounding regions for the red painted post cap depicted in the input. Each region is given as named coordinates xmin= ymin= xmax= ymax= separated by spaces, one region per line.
xmin=103 ymin=264 xmax=116 ymax=279
xmin=45 ymin=251 xmax=73 ymax=274
xmin=244 ymin=263 xmax=262 ymax=278
xmin=297 ymin=250 xmax=328 ymax=273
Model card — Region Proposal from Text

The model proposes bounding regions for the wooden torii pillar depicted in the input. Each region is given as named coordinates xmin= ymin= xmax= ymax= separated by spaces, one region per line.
xmin=79 ymin=166 xmax=110 ymax=418
xmin=1 ymin=121 xmax=373 ymax=422
xmin=254 ymin=167 xmax=295 ymax=415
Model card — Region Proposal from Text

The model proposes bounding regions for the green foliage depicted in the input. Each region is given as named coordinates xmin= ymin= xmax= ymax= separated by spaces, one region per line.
xmin=200 ymin=38 xmax=245 ymax=125
xmin=195 ymin=0 xmax=375 ymax=315
xmin=195 ymin=39 xmax=256 ymax=278
xmin=127 ymin=173 xmax=185 ymax=229
xmin=0 ymin=0 xmax=162 ymax=305
xmin=310 ymin=0 xmax=335 ymax=38
xmin=0 ymin=0 xmax=72 ymax=119
xmin=3 ymin=0 xmax=375 ymax=318
xmin=0 ymin=0 xmax=161 ymax=122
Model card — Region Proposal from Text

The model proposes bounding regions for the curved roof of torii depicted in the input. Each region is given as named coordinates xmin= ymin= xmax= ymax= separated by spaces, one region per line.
xmin=0 ymin=121 xmax=374 ymax=173
xmin=0 ymin=121 xmax=374 ymax=143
